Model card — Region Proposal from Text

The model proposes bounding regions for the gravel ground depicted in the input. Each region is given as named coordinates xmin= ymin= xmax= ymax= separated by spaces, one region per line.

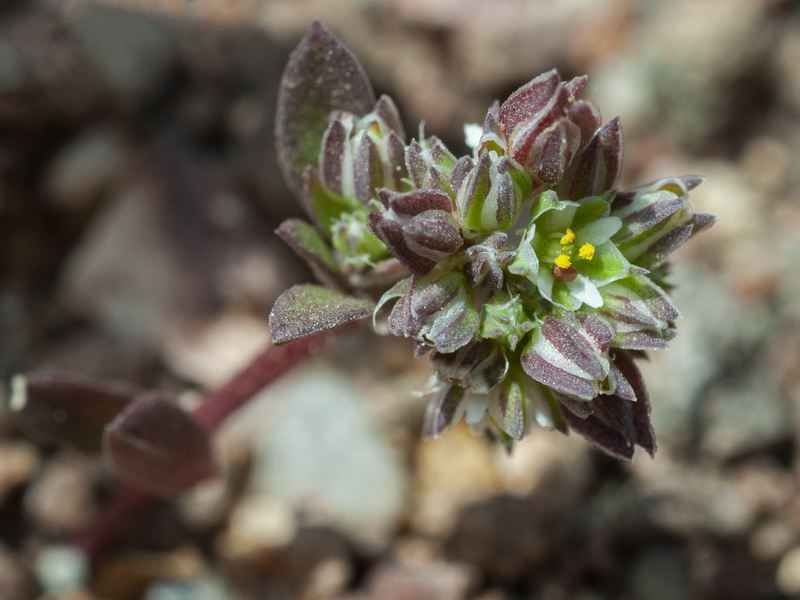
xmin=2 ymin=1 xmax=800 ymax=598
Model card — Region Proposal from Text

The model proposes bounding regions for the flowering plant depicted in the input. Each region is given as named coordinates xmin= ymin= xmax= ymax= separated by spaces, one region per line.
xmin=270 ymin=22 xmax=715 ymax=459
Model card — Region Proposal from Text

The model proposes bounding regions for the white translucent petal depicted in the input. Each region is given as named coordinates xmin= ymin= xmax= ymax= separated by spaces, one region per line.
xmin=463 ymin=123 xmax=483 ymax=150
xmin=464 ymin=393 xmax=489 ymax=424
xmin=566 ymin=276 xmax=603 ymax=308
xmin=577 ymin=216 xmax=622 ymax=245
xmin=535 ymin=267 xmax=555 ymax=303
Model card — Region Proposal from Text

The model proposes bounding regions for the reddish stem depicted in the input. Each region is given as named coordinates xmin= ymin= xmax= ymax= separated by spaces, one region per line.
xmin=72 ymin=484 xmax=149 ymax=560
xmin=192 ymin=333 xmax=325 ymax=431
xmin=73 ymin=331 xmax=332 ymax=561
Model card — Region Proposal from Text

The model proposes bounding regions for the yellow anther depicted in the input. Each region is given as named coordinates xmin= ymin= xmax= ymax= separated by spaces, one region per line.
xmin=560 ymin=228 xmax=576 ymax=245
xmin=578 ymin=243 xmax=595 ymax=260
xmin=554 ymin=254 xmax=572 ymax=269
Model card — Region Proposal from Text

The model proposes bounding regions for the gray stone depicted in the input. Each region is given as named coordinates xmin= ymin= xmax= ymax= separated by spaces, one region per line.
xmin=250 ymin=365 xmax=409 ymax=544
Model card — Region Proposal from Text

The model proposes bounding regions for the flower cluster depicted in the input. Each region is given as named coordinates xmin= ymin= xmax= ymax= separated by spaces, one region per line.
xmin=270 ymin=23 xmax=715 ymax=459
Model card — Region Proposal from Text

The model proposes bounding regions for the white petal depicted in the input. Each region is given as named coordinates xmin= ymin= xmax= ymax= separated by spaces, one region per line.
xmin=464 ymin=393 xmax=489 ymax=424
xmin=535 ymin=267 xmax=555 ymax=303
xmin=577 ymin=216 xmax=622 ymax=245
xmin=566 ymin=276 xmax=603 ymax=308
xmin=463 ymin=123 xmax=483 ymax=150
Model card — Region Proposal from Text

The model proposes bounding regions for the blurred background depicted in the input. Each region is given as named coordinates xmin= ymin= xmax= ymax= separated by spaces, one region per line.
xmin=1 ymin=0 xmax=800 ymax=598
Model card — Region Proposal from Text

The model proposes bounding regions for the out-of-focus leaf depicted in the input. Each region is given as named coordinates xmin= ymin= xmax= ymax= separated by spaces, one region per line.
xmin=276 ymin=22 xmax=375 ymax=196
xmin=269 ymin=284 xmax=374 ymax=345
xmin=103 ymin=393 xmax=215 ymax=498
xmin=559 ymin=350 xmax=655 ymax=459
xmin=7 ymin=372 xmax=137 ymax=453
xmin=423 ymin=385 xmax=466 ymax=437
xmin=304 ymin=166 xmax=358 ymax=233
xmin=275 ymin=218 xmax=342 ymax=289
xmin=561 ymin=117 xmax=622 ymax=200
xmin=613 ymin=349 xmax=656 ymax=455
xmin=561 ymin=407 xmax=635 ymax=460
xmin=489 ymin=378 xmax=526 ymax=440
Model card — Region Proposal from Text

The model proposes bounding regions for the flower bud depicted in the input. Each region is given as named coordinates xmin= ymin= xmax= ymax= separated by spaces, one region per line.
xmin=431 ymin=340 xmax=509 ymax=395
xmin=521 ymin=313 xmax=613 ymax=401
xmin=313 ymin=97 xmax=409 ymax=224
xmin=367 ymin=190 xmax=461 ymax=274
xmin=495 ymin=70 xmax=601 ymax=188
xmin=464 ymin=232 xmax=514 ymax=290
xmin=331 ymin=210 xmax=389 ymax=269
xmin=410 ymin=270 xmax=480 ymax=353
xmin=611 ymin=175 xmax=715 ymax=269
xmin=402 ymin=210 xmax=463 ymax=262
xmin=597 ymin=274 xmax=680 ymax=350
xmin=456 ymin=153 xmax=530 ymax=233
xmin=479 ymin=291 xmax=534 ymax=351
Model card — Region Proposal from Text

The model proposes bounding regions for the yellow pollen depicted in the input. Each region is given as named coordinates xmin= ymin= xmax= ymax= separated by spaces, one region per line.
xmin=554 ymin=254 xmax=572 ymax=269
xmin=560 ymin=228 xmax=576 ymax=245
xmin=579 ymin=243 xmax=595 ymax=260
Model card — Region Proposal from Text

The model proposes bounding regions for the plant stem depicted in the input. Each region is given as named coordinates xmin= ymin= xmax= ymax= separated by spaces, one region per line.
xmin=192 ymin=332 xmax=325 ymax=431
xmin=73 ymin=331 xmax=334 ymax=561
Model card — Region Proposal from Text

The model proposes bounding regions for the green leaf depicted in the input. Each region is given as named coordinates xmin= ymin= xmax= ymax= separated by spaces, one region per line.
xmin=304 ymin=167 xmax=359 ymax=233
xmin=276 ymin=22 xmax=376 ymax=196
xmin=276 ymin=218 xmax=342 ymax=288
xmin=269 ymin=284 xmax=374 ymax=345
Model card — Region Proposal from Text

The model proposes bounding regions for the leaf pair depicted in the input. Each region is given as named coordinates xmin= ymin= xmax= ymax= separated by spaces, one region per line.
xmin=9 ymin=372 xmax=215 ymax=498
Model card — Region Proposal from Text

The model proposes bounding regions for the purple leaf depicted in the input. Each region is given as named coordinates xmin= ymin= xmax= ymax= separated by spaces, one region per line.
xmin=103 ymin=393 xmax=216 ymax=497
xmin=386 ymin=132 xmax=407 ymax=190
xmin=613 ymin=196 xmax=686 ymax=245
xmin=269 ymin=284 xmax=374 ymax=345
xmin=403 ymin=211 xmax=463 ymax=262
xmin=633 ymin=224 xmax=694 ymax=269
xmin=490 ymin=379 xmax=526 ymax=440
xmin=411 ymin=270 xmax=480 ymax=353
xmin=423 ymin=385 xmax=466 ymax=437
xmin=612 ymin=350 xmax=656 ymax=455
xmin=521 ymin=316 xmax=609 ymax=401
xmin=691 ymin=212 xmax=717 ymax=235
xmin=561 ymin=117 xmax=622 ymax=200
xmin=450 ymin=156 xmax=474 ymax=196
xmin=531 ymin=119 xmax=581 ymax=185
xmin=354 ymin=132 xmax=382 ymax=205
xmin=276 ymin=22 xmax=375 ymax=196
xmin=599 ymin=275 xmax=680 ymax=331
xmin=8 ymin=371 xmax=137 ymax=453
xmin=566 ymin=100 xmax=601 ymax=152
xmin=564 ymin=74 xmax=588 ymax=98
xmin=389 ymin=189 xmax=454 ymax=216
xmin=374 ymin=94 xmax=406 ymax=138
xmin=367 ymin=211 xmax=437 ymax=274
xmin=559 ymin=350 xmax=656 ymax=458
xmin=561 ymin=408 xmax=635 ymax=460
xmin=499 ymin=70 xmax=561 ymax=135
xmin=388 ymin=283 xmax=420 ymax=339
xmin=404 ymin=141 xmax=427 ymax=188
xmin=320 ymin=118 xmax=348 ymax=195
